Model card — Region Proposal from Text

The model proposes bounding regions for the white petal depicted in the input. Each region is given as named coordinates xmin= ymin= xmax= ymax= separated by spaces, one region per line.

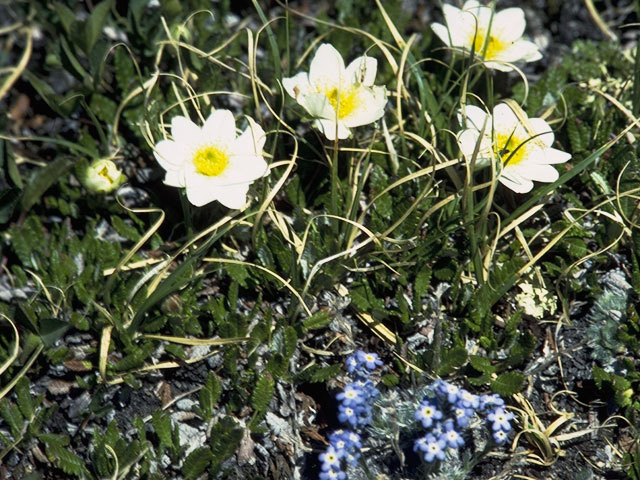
xmin=345 ymin=56 xmax=377 ymax=86
xmin=492 ymin=103 xmax=520 ymax=134
xmin=233 ymin=116 xmax=267 ymax=157
xmin=499 ymin=170 xmax=533 ymax=193
xmin=431 ymin=23 xmax=453 ymax=48
xmin=213 ymin=183 xmax=251 ymax=209
xmin=342 ymin=86 xmax=386 ymax=127
xmin=515 ymin=163 xmax=559 ymax=182
xmin=164 ymin=170 xmax=185 ymax=188
xmin=154 ymin=139 xmax=188 ymax=171
xmin=528 ymin=147 xmax=572 ymax=165
xmin=492 ymin=8 xmax=526 ymax=43
xmin=462 ymin=1 xmax=492 ymax=29
xmin=202 ymin=109 xmax=236 ymax=146
xmin=495 ymin=40 xmax=542 ymax=63
xmin=299 ymin=92 xmax=334 ymax=119
xmin=315 ymin=119 xmax=351 ymax=140
xmin=458 ymin=129 xmax=488 ymax=159
xmin=459 ymin=105 xmax=489 ymax=131
xmin=282 ymin=72 xmax=311 ymax=100
xmin=171 ymin=116 xmax=201 ymax=144
xmin=185 ymin=172 xmax=249 ymax=208
xmin=309 ymin=44 xmax=345 ymax=90
xmin=483 ymin=60 xmax=515 ymax=72
xmin=529 ymin=118 xmax=554 ymax=147
xmin=224 ymin=154 xmax=269 ymax=183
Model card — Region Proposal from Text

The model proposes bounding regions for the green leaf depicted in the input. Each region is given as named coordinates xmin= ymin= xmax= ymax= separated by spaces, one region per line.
xmin=21 ymin=157 xmax=73 ymax=212
xmin=295 ymin=364 xmax=342 ymax=383
xmin=182 ymin=447 xmax=213 ymax=480
xmin=283 ymin=326 xmax=297 ymax=360
xmin=84 ymin=0 xmax=113 ymax=53
xmin=438 ymin=346 xmax=468 ymax=376
xmin=114 ymin=47 xmax=135 ymax=93
xmin=414 ymin=266 xmax=432 ymax=300
xmin=469 ymin=355 xmax=496 ymax=374
xmin=490 ymin=372 xmax=525 ymax=396
xmin=151 ymin=411 xmax=173 ymax=448
xmin=40 ymin=318 xmax=71 ymax=347
xmin=302 ymin=311 xmax=332 ymax=331
xmin=0 ymin=400 xmax=23 ymax=438
xmin=52 ymin=2 xmax=76 ymax=35
xmin=251 ymin=376 xmax=274 ymax=415
xmin=15 ymin=377 xmax=35 ymax=419
xmin=44 ymin=436 xmax=91 ymax=478
xmin=209 ymin=416 xmax=243 ymax=471
xmin=198 ymin=372 xmax=222 ymax=420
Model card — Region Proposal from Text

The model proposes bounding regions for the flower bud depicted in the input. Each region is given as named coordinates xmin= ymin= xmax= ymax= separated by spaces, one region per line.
xmin=82 ymin=159 xmax=125 ymax=193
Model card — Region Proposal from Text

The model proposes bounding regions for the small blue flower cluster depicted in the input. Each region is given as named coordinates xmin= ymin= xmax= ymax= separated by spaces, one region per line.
xmin=413 ymin=379 xmax=513 ymax=463
xmin=319 ymin=351 xmax=382 ymax=479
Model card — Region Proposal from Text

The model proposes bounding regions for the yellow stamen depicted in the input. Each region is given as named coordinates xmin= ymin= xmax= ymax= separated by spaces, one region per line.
xmin=98 ymin=166 xmax=113 ymax=182
xmin=494 ymin=131 xmax=527 ymax=166
xmin=325 ymin=85 xmax=359 ymax=119
xmin=193 ymin=145 xmax=229 ymax=176
xmin=471 ymin=29 xmax=506 ymax=60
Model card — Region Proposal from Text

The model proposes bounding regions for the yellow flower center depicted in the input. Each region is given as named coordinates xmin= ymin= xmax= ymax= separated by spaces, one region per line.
xmin=98 ymin=166 xmax=114 ymax=182
xmin=494 ymin=131 xmax=528 ymax=166
xmin=471 ymin=29 xmax=506 ymax=60
xmin=325 ymin=85 xmax=359 ymax=119
xmin=192 ymin=145 xmax=229 ymax=176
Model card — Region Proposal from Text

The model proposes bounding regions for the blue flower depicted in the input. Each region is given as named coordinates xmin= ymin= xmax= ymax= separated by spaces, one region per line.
xmin=493 ymin=429 xmax=509 ymax=444
xmin=414 ymin=399 xmax=443 ymax=428
xmin=336 ymin=383 xmax=364 ymax=406
xmin=319 ymin=447 xmax=342 ymax=471
xmin=345 ymin=355 xmax=359 ymax=374
xmin=456 ymin=389 xmax=480 ymax=409
xmin=356 ymin=350 xmax=383 ymax=370
xmin=479 ymin=393 xmax=505 ymax=410
xmin=488 ymin=408 xmax=514 ymax=432
xmin=442 ymin=420 xmax=465 ymax=449
xmin=434 ymin=379 xmax=460 ymax=404
xmin=423 ymin=435 xmax=447 ymax=462
xmin=320 ymin=468 xmax=346 ymax=480
xmin=338 ymin=405 xmax=360 ymax=427
xmin=453 ymin=406 xmax=474 ymax=428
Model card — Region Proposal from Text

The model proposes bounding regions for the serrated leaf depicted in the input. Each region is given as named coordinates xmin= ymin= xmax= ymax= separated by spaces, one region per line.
xmin=114 ymin=47 xmax=135 ymax=93
xmin=0 ymin=401 xmax=23 ymax=438
xmin=490 ymin=372 xmax=524 ymax=396
xmin=151 ymin=411 xmax=173 ymax=448
xmin=89 ymin=93 xmax=117 ymax=124
xmin=15 ymin=377 xmax=35 ymax=419
xmin=469 ymin=355 xmax=496 ymax=374
xmin=252 ymin=376 xmax=274 ymax=415
xmin=182 ymin=447 xmax=213 ymax=480
xmin=283 ymin=326 xmax=297 ymax=360
xmin=45 ymin=439 xmax=91 ymax=478
xmin=438 ymin=346 xmax=468 ymax=376
xmin=210 ymin=416 xmax=243 ymax=470
xmin=414 ymin=266 xmax=432 ymax=300
xmin=21 ymin=157 xmax=73 ymax=212
xmin=198 ymin=372 xmax=222 ymax=420
xmin=302 ymin=311 xmax=332 ymax=331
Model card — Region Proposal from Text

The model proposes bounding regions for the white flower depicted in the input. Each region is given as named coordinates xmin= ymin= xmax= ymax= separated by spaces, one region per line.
xmin=431 ymin=1 xmax=542 ymax=72
xmin=458 ymin=103 xmax=571 ymax=193
xmin=282 ymin=43 xmax=386 ymax=140
xmin=153 ymin=110 xmax=268 ymax=209
xmin=83 ymin=159 xmax=126 ymax=193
